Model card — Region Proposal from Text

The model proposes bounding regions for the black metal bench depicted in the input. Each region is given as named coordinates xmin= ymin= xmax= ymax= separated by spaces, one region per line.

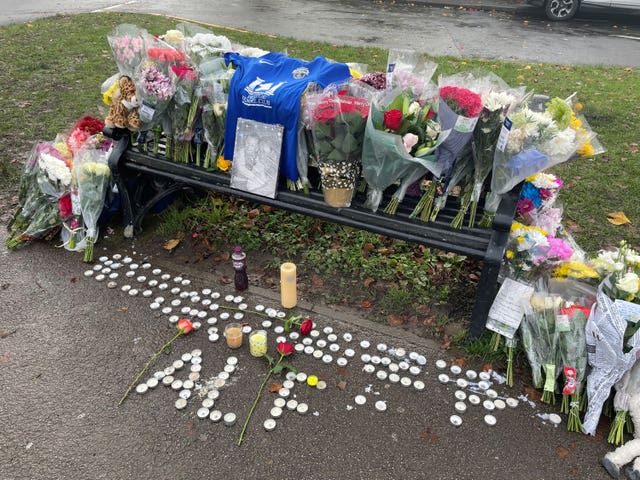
xmin=104 ymin=127 xmax=520 ymax=338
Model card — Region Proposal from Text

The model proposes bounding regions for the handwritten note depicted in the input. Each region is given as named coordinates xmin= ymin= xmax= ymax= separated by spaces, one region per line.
xmin=615 ymin=299 xmax=640 ymax=324
xmin=486 ymin=278 xmax=534 ymax=339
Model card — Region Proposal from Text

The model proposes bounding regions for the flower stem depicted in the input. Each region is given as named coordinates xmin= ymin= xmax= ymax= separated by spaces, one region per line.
xmin=608 ymin=410 xmax=627 ymax=446
xmin=83 ymin=236 xmax=95 ymax=263
xmin=383 ymin=197 xmax=399 ymax=215
xmin=567 ymin=395 xmax=584 ymax=433
xmin=237 ymin=362 xmax=278 ymax=446
xmin=118 ymin=330 xmax=183 ymax=406
xmin=506 ymin=344 xmax=514 ymax=388
xmin=468 ymin=200 xmax=478 ymax=228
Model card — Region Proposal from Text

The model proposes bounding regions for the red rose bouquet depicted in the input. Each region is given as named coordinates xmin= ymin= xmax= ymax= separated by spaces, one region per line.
xmin=305 ymin=84 xmax=371 ymax=207
xmin=361 ymin=88 xmax=443 ymax=213
xmin=412 ymin=75 xmax=483 ymax=222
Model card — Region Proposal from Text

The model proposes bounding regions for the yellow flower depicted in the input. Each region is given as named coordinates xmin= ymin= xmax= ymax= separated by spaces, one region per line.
xmin=103 ymin=80 xmax=118 ymax=106
xmin=217 ymin=156 xmax=232 ymax=171
xmin=570 ymin=112 xmax=582 ymax=129
xmin=577 ymin=141 xmax=595 ymax=157
xmin=506 ymin=250 xmax=515 ymax=259
xmin=552 ymin=261 xmax=600 ymax=280
xmin=348 ymin=67 xmax=362 ymax=79
xmin=54 ymin=142 xmax=72 ymax=161
xmin=575 ymin=102 xmax=583 ymax=112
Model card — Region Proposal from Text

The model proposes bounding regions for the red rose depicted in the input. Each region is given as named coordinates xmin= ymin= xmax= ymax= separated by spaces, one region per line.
xmin=177 ymin=318 xmax=194 ymax=334
xmin=300 ymin=318 xmax=313 ymax=336
xmin=314 ymin=102 xmax=339 ymax=123
xmin=383 ymin=109 xmax=403 ymax=131
xmin=277 ymin=341 xmax=294 ymax=356
xmin=58 ymin=194 xmax=72 ymax=218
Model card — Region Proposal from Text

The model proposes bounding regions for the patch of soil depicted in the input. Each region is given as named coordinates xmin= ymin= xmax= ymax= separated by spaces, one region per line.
xmin=99 ymin=216 xmax=479 ymax=349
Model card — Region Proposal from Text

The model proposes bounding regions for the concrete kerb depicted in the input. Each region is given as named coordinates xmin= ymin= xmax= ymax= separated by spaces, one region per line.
xmin=397 ymin=0 xmax=533 ymax=14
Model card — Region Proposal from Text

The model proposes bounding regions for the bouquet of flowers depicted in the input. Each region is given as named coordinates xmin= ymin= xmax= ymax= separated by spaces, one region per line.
xmin=174 ymin=21 xmax=231 ymax=64
xmin=490 ymin=95 xmax=592 ymax=195
xmin=135 ymin=34 xmax=186 ymax=130
xmin=583 ymin=276 xmax=640 ymax=436
xmin=522 ymin=293 xmax=563 ymax=403
xmin=412 ymin=76 xmax=483 ymax=222
xmin=305 ymin=85 xmax=371 ymax=207
xmin=6 ymin=143 xmax=72 ymax=249
xmin=516 ymin=173 xmax=564 ymax=233
xmin=503 ymin=221 xmax=574 ymax=283
xmin=557 ymin=304 xmax=590 ymax=432
xmin=199 ymin=60 xmax=233 ymax=169
xmin=451 ymin=87 xmax=525 ymax=228
xmin=107 ymin=24 xmax=147 ymax=77
xmin=168 ymin=64 xmax=200 ymax=162
xmin=75 ymin=147 xmax=111 ymax=262
xmin=361 ymin=88 xmax=442 ymax=213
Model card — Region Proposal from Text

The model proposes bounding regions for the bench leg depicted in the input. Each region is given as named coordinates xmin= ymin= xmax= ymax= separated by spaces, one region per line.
xmin=468 ymin=259 xmax=502 ymax=339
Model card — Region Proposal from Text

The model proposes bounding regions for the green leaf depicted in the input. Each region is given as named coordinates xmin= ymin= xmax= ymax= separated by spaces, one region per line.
xmin=327 ymin=149 xmax=346 ymax=162
xmin=272 ymin=363 xmax=284 ymax=374
xmin=281 ymin=362 xmax=297 ymax=374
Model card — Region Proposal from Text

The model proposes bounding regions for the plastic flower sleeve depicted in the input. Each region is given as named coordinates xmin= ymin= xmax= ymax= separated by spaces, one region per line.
xmin=385 ymin=49 xmax=437 ymax=99
xmin=174 ymin=21 xmax=231 ymax=65
xmin=583 ymin=280 xmax=640 ymax=436
xmin=490 ymin=95 xmax=592 ymax=195
xmin=75 ymin=147 xmax=111 ymax=262
xmin=305 ymin=83 xmax=372 ymax=206
xmin=107 ymin=24 xmax=148 ymax=77
xmin=134 ymin=33 xmax=186 ymax=129
xmin=6 ymin=144 xmax=69 ymax=249
xmin=361 ymin=108 xmax=441 ymax=212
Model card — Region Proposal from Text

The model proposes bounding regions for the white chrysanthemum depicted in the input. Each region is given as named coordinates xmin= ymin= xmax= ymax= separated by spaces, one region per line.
xmin=506 ymin=127 xmax=528 ymax=154
xmin=163 ymin=30 xmax=185 ymax=45
xmin=39 ymin=152 xmax=72 ymax=186
xmin=482 ymin=91 xmax=517 ymax=112
xmin=236 ymin=47 xmax=269 ymax=57
xmin=616 ymin=272 xmax=640 ymax=295
xmin=543 ymin=127 xmax=576 ymax=157
xmin=596 ymin=249 xmax=625 ymax=273
xmin=188 ymin=33 xmax=232 ymax=55
xmin=529 ymin=172 xmax=559 ymax=189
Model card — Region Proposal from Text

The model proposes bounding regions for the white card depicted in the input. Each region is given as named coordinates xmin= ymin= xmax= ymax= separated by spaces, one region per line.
xmin=485 ymin=277 xmax=534 ymax=339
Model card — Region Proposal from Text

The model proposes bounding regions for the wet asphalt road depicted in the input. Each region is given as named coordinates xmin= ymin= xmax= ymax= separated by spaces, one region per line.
xmin=1 ymin=0 xmax=640 ymax=66
xmin=0 ymin=225 xmax=613 ymax=480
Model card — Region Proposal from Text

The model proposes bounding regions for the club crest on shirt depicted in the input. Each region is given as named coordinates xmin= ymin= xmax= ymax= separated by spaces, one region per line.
xmin=292 ymin=67 xmax=309 ymax=79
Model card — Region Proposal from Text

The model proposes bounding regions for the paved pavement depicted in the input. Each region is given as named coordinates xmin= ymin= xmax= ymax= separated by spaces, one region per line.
xmin=0 ymin=223 xmax=615 ymax=480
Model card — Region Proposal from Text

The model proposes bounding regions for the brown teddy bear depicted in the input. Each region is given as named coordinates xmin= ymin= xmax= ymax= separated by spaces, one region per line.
xmin=105 ymin=75 xmax=141 ymax=131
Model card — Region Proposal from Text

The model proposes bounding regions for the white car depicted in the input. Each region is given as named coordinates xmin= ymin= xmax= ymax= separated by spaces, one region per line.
xmin=528 ymin=0 xmax=640 ymax=20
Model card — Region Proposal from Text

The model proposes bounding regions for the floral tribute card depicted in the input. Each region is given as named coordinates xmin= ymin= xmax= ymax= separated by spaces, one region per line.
xmin=230 ymin=118 xmax=284 ymax=199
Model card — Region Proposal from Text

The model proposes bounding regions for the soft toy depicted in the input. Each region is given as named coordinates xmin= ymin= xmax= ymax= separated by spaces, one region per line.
xmin=105 ymin=75 xmax=141 ymax=131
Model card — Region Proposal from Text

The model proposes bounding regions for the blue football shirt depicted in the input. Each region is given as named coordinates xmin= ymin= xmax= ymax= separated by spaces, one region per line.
xmin=224 ymin=51 xmax=351 ymax=183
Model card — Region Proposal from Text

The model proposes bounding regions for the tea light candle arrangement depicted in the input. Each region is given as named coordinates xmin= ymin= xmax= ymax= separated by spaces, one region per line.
xmin=86 ymin=250 xmax=524 ymax=437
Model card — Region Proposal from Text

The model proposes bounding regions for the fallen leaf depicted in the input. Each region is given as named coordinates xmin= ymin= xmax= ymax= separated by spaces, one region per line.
xmin=312 ymin=274 xmax=324 ymax=287
xmin=524 ymin=385 xmax=542 ymax=402
xmin=439 ymin=336 xmax=451 ymax=350
xmin=268 ymin=382 xmax=282 ymax=393
xmin=378 ymin=248 xmax=395 ymax=255
xmin=337 ymin=380 xmax=347 ymax=391
xmin=220 ymin=275 xmax=232 ymax=285
xmin=360 ymin=300 xmax=372 ymax=309
xmin=419 ymin=428 xmax=440 ymax=444
xmin=565 ymin=220 xmax=581 ymax=233
xmin=248 ymin=208 xmax=260 ymax=219
xmin=213 ymin=251 xmax=230 ymax=262
xmin=607 ymin=211 xmax=632 ymax=225
xmin=164 ymin=238 xmax=181 ymax=251
xmin=117 ymin=306 xmax=129 ymax=313
xmin=363 ymin=277 xmax=375 ymax=287
xmin=450 ymin=356 xmax=467 ymax=368
xmin=387 ymin=314 xmax=404 ymax=326
xmin=481 ymin=363 xmax=493 ymax=372
xmin=363 ymin=243 xmax=375 ymax=252
xmin=337 ymin=367 xmax=349 ymax=377
xmin=556 ymin=446 xmax=570 ymax=459
xmin=70 ymin=277 xmax=79 ymax=283
xmin=423 ymin=316 xmax=435 ymax=327
xmin=17 ymin=101 xmax=32 ymax=108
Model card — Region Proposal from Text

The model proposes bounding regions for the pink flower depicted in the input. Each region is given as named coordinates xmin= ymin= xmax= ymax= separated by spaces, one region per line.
xmin=547 ymin=236 xmax=573 ymax=260
xmin=402 ymin=133 xmax=419 ymax=153
xmin=517 ymin=198 xmax=535 ymax=215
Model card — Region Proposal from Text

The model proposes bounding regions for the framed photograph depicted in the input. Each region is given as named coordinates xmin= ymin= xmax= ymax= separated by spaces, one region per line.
xmin=230 ymin=118 xmax=284 ymax=199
